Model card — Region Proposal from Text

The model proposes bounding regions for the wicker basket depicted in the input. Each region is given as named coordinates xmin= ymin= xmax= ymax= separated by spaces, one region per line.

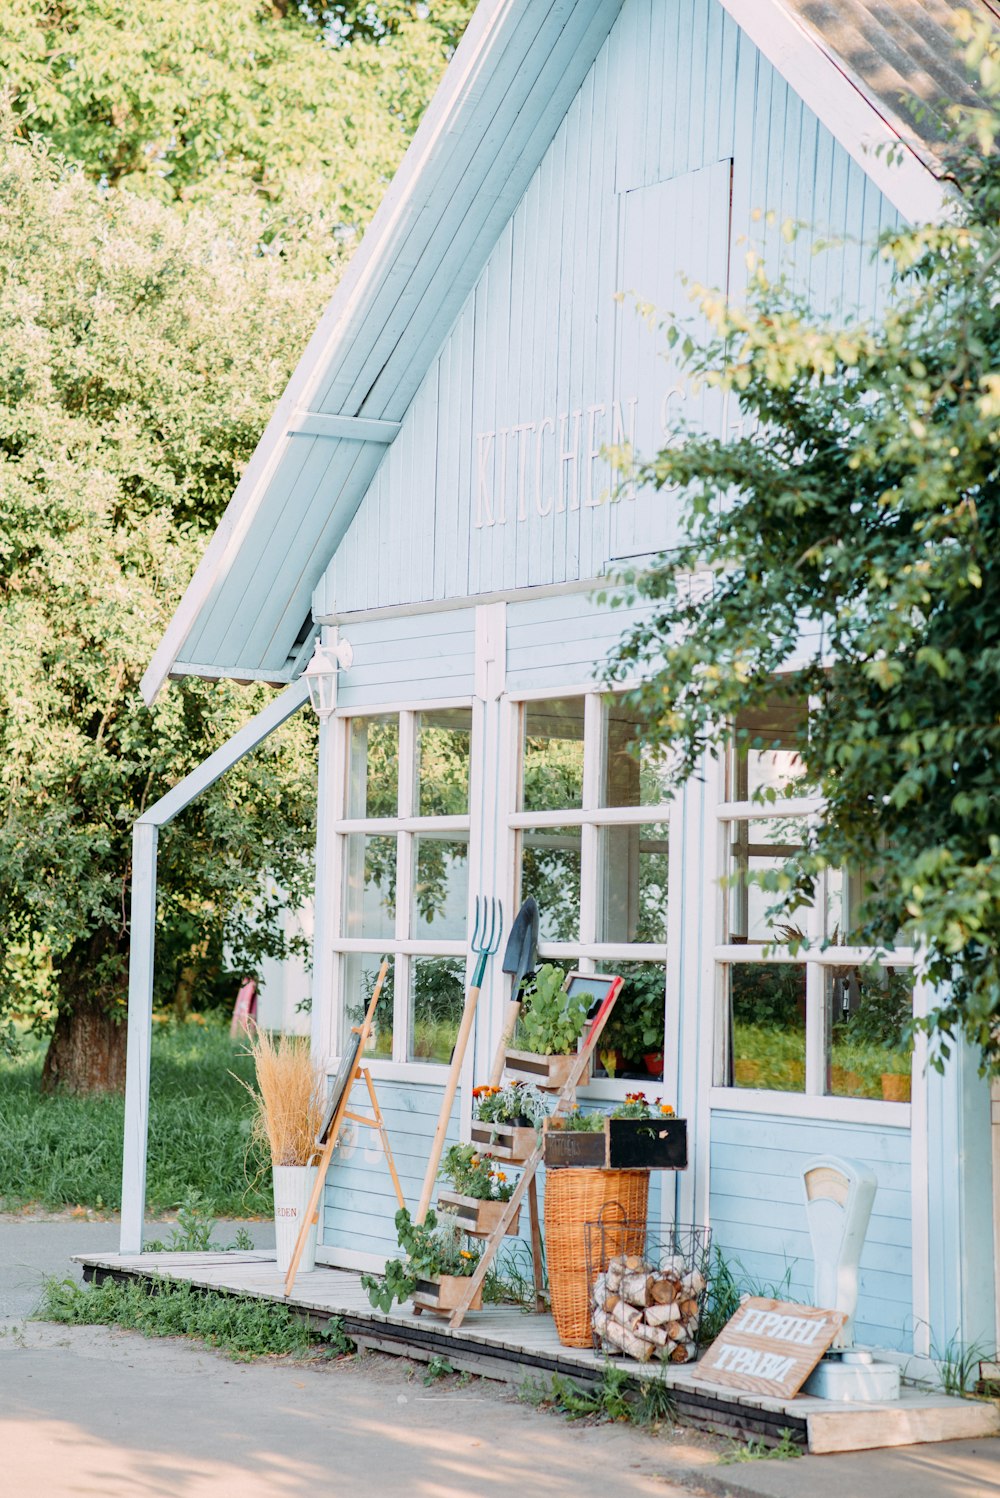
xmin=544 ymin=1169 xmax=649 ymax=1347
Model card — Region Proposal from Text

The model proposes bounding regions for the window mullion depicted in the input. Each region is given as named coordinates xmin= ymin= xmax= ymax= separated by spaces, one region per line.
xmin=394 ymin=712 xmax=416 ymax=1060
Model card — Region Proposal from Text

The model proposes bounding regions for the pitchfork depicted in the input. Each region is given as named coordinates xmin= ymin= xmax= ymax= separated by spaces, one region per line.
xmin=416 ymin=896 xmax=503 ymax=1222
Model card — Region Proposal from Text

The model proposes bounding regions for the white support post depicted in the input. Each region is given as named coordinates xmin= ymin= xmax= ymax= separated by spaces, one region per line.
xmin=118 ymin=679 xmax=309 ymax=1254
xmin=120 ymin=821 xmax=159 ymax=1254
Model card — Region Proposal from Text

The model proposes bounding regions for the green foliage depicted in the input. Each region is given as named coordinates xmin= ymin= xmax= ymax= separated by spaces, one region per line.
xmin=143 ymin=1189 xmax=254 ymax=1252
xmin=606 ymin=23 xmax=1000 ymax=1069
xmin=360 ymin=1208 xmax=480 ymax=1313
xmin=720 ymin=1429 xmax=802 ymax=1464
xmin=598 ymin=964 xmax=665 ymax=1068
xmin=549 ymin=1108 xmax=606 ymax=1132
xmin=422 ymin=1353 xmax=456 ymax=1383
xmin=439 ymin=1143 xmax=514 ymax=1201
xmin=519 ymin=1362 xmax=675 ymax=1429
xmin=472 ymin=1080 xmax=550 ymax=1127
xmin=35 ymin=1273 xmax=354 ymax=1361
xmin=518 ymin=965 xmax=587 ymax=1056
xmin=0 ymin=1021 xmax=269 ymax=1214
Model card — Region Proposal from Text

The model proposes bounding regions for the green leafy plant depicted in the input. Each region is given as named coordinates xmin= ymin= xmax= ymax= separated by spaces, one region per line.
xmin=517 ymin=965 xmax=588 ymax=1057
xmin=598 ymin=965 xmax=666 ymax=1068
xmin=361 ymin=1208 xmax=480 ymax=1313
xmin=35 ymin=1275 xmax=354 ymax=1362
xmin=439 ymin=1144 xmax=514 ymax=1201
xmin=610 ymin=1092 xmax=676 ymax=1120
xmin=472 ymin=1080 xmax=550 ymax=1127
xmin=546 ymin=1108 xmax=606 ymax=1132
xmin=518 ymin=1361 xmax=674 ymax=1428
xmin=720 ymin=1429 xmax=802 ymax=1464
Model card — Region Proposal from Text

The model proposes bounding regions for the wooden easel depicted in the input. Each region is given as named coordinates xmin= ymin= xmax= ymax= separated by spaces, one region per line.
xmin=446 ymin=975 xmax=624 ymax=1329
xmin=284 ymin=958 xmax=403 ymax=1297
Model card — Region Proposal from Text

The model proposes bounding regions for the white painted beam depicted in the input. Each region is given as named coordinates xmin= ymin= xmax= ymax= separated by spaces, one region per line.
xmin=119 ymin=680 xmax=310 ymax=1252
xmin=286 ymin=413 xmax=401 ymax=444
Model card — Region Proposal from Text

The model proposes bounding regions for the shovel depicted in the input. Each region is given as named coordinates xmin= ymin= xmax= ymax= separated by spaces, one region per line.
xmin=488 ymin=897 xmax=539 ymax=1086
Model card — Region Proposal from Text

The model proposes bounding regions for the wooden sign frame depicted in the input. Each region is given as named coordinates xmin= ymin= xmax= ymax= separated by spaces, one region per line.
xmin=696 ymin=1297 xmax=847 ymax=1400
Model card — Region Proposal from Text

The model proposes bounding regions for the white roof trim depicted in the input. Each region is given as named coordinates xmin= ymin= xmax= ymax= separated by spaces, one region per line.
xmin=718 ymin=0 xmax=949 ymax=224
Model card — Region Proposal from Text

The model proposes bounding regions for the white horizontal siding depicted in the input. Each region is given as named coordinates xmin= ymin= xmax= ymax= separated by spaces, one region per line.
xmin=709 ymin=1110 xmax=914 ymax=1352
xmin=336 ymin=609 xmax=476 ymax=710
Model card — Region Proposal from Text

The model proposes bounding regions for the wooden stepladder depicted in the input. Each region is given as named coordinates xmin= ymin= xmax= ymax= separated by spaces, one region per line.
xmin=447 ymin=975 xmax=624 ymax=1329
xmin=284 ymin=958 xmax=404 ymax=1297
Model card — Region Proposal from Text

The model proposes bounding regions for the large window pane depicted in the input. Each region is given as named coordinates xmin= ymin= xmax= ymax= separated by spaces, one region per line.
xmin=727 ymin=817 xmax=806 ymax=943
xmin=343 ymin=833 xmax=396 ymax=939
xmin=416 ymin=708 xmax=472 ymax=817
xmin=347 ymin=715 xmax=398 ymax=818
xmin=827 ymin=966 xmax=912 ymax=1102
xmin=597 ymin=823 xmax=668 ymax=944
xmin=520 ymin=827 xmax=581 ymax=942
xmin=409 ymin=957 xmax=465 ymax=1063
xmin=729 ymin=699 xmax=808 ymax=802
xmin=729 ymin=963 xmax=806 ymax=1091
xmin=522 ymin=697 xmax=585 ymax=812
xmin=602 ymin=697 xmax=673 ymax=807
xmin=595 ymin=962 xmax=665 ymax=1082
xmin=411 ymin=835 xmax=469 ymax=940
xmin=342 ymin=954 xmax=394 ymax=1058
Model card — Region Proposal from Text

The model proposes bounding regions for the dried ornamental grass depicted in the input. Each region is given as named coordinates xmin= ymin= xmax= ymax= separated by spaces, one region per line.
xmin=237 ymin=1030 xmax=325 ymax=1168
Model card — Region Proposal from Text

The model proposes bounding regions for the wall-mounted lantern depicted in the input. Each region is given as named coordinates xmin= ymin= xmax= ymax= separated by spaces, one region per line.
xmin=302 ymin=637 xmax=353 ymax=719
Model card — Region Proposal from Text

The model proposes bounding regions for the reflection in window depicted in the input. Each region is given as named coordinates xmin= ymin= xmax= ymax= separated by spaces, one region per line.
xmin=597 ymin=824 xmax=668 ymax=943
xmin=729 ymin=699 xmax=808 ymax=802
xmin=342 ymin=954 xmax=394 ymax=1058
xmin=343 ymin=834 xmax=396 ymax=940
xmin=520 ymin=827 xmax=581 ymax=942
xmin=409 ymin=957 xmax=465 ymax=1063
xmin=827 ymin=966 xmax=912 ymax=1102
xmin=727 ymin=818 xmax=806 ymax=943
xmin=596 ymin=962 xmax=666 ymax=1081
xmin=416 ymin=708 xmax=472 ymax=817
xmin=522 ymin=698 xmax=585 ymax=812
xmin=728 ymin=963 xmax=806 ymax=1091
xmin=411 ymin=836 xmax=469 ymax=940
xmin=602 ymin=697 xmax=673 ymax=807
xmin=347 ymin=715 xmax=398 ymax=818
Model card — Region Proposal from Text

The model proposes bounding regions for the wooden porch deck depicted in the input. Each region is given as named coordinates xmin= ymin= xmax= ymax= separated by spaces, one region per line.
xmin=72 ymin=1250 xmax=999 ymax=1457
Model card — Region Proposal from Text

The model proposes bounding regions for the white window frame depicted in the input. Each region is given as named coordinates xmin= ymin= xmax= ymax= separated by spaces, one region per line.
xmin=710 ymin=788 xmax=915 ymax=1127
xmin=326 ymin=694 xmax=474 ymax=1083
xmin=506 ymin=683 xmax=677 ymax=1102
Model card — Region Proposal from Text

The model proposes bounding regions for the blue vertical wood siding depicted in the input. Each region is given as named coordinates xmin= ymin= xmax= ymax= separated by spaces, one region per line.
xmin=710 ymin=1111 xmax=914 ymax=1352
xmin=316 ymin=0 xmax=898 ymax=618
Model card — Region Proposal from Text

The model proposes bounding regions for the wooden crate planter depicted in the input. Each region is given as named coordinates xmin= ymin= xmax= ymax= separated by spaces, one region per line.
xmin=505 ymin=1049 xmax=589 ymax=1092
xmin=411 ymin=1274 xmax=483 ymax=1314
xmin=543 ymin=1116 xmax=688 ymax=1170
xmin=436 ymin=1189 xmax=521 ymax=1238
xmin=470 ymin=1119 xmax=537 ymax=1162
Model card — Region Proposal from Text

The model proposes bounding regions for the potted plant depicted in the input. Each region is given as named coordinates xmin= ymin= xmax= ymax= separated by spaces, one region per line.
xmin=881 ymin=1043 xmax=913 ymax=1103
xmin=471 ymin=1080 xmax=549 ymax=1162
xmin=544 ymin=1094 xmax=687 ymax=1170
xmin=595 ymin=966 xmax=665 ymax=1077
xmin=237 ymin=1029 xmax=325 ymax=1274
xmin=361 ymin=1208 xmax=482 ymax=1315
xmin=436 ymin=1143 xmax=520 ymax=1237
xmin=506 ymin=964 xmax=590 ymax=1090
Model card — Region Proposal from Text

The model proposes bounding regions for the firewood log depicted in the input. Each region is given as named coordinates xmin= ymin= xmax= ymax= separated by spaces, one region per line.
xmin=620 ymin=1270 xmax=654 ymax=1307
xmin=608 ymin=1299 xmax=643 ymax=1332
xmin=635 ymin=1321 xmax=669 ymax=1347
xmin=679 ymin=1297 xmax=699 ymax=1319
xmin=681 ymin=1269 xmax=706 ymax=1296
xmin=650 ymin=1276 xmax=680 ymax=1305
xmin=669 ymin=1340 xmax=691 ymax=1363
xmin=603 ymin=1293 xmax=621 ymax=1314
xmin=624 ymin=1253 xmax=646 ymax=1271
xmin=645 ymin=1300 xmax=682 ymax=1327
xmin=606 ymin=1258 xmax=625 ymax=1293
xmin=601 ymin=1315 xmax=654 ymax=1363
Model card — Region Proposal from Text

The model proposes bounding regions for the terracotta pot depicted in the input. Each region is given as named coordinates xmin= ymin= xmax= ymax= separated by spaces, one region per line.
xmin=643 ymin=1051 xmax=664 ymax=1076
xmin=881 ymin=1072 xmax=911 ymax=1103
xmin=436 ymin=1189 xmax=520 ymax=1238
xmin=734 ymin=1059 xmax=761 ymax=1086
xmin=830 ymin=1066 xmax=866 ymax=1096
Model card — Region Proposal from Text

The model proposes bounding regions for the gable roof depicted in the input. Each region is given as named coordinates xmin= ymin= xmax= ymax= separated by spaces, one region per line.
xmin=142 ymin=0 xmax=988 ymax=704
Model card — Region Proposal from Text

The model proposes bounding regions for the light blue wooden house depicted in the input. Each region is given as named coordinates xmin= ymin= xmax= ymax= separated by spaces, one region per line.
xmin=124 ymin=0 xmax=999 ymax=1370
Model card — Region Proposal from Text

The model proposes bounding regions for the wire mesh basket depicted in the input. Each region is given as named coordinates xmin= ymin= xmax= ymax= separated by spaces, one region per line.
xmin=584 ymin=1208 xmax=712 ymax=1364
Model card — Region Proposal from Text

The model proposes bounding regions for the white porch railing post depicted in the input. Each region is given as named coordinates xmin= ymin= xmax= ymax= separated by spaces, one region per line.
xmin=120 ymin=820 xmax=158 ymax=1254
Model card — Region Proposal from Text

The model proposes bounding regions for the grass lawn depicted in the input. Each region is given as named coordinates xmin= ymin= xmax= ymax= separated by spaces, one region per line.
xmin=0 ymin=1020 xmax=271 ymax=1217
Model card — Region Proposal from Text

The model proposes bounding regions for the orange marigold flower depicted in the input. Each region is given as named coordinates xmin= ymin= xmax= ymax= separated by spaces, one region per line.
xmin=660 ymin=1104 xmax=675 ymax=1116
xmin=459 ymin=1250 xmax=474 ymax=1260
xmin=496 ymin=1172 xmax=507 ymax=1183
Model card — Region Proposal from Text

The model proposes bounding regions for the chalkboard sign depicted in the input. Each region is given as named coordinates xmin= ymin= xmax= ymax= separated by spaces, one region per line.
xmin=696 ymin=1297 xmax=846 ymax=1399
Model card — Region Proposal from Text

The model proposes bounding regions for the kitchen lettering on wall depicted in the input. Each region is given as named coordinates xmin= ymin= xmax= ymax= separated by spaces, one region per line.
xmin=475 ymin=394 xmax=650 ymax=526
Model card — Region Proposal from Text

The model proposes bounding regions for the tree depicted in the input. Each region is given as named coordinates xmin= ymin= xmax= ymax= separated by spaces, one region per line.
xmin=0 ymin=2 xmax=475 ymax=1091
xmin=605 ymin=17 xmax=1000 ymax=1070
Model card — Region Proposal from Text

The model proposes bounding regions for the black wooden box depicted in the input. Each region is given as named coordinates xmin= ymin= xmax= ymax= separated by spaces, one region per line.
xmin=542 ymin=1116 xmax=688 ymax=1170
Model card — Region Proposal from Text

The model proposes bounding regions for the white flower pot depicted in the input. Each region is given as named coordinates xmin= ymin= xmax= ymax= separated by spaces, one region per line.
xmin=273 ymin=1164 xmax=319 ymax=1274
